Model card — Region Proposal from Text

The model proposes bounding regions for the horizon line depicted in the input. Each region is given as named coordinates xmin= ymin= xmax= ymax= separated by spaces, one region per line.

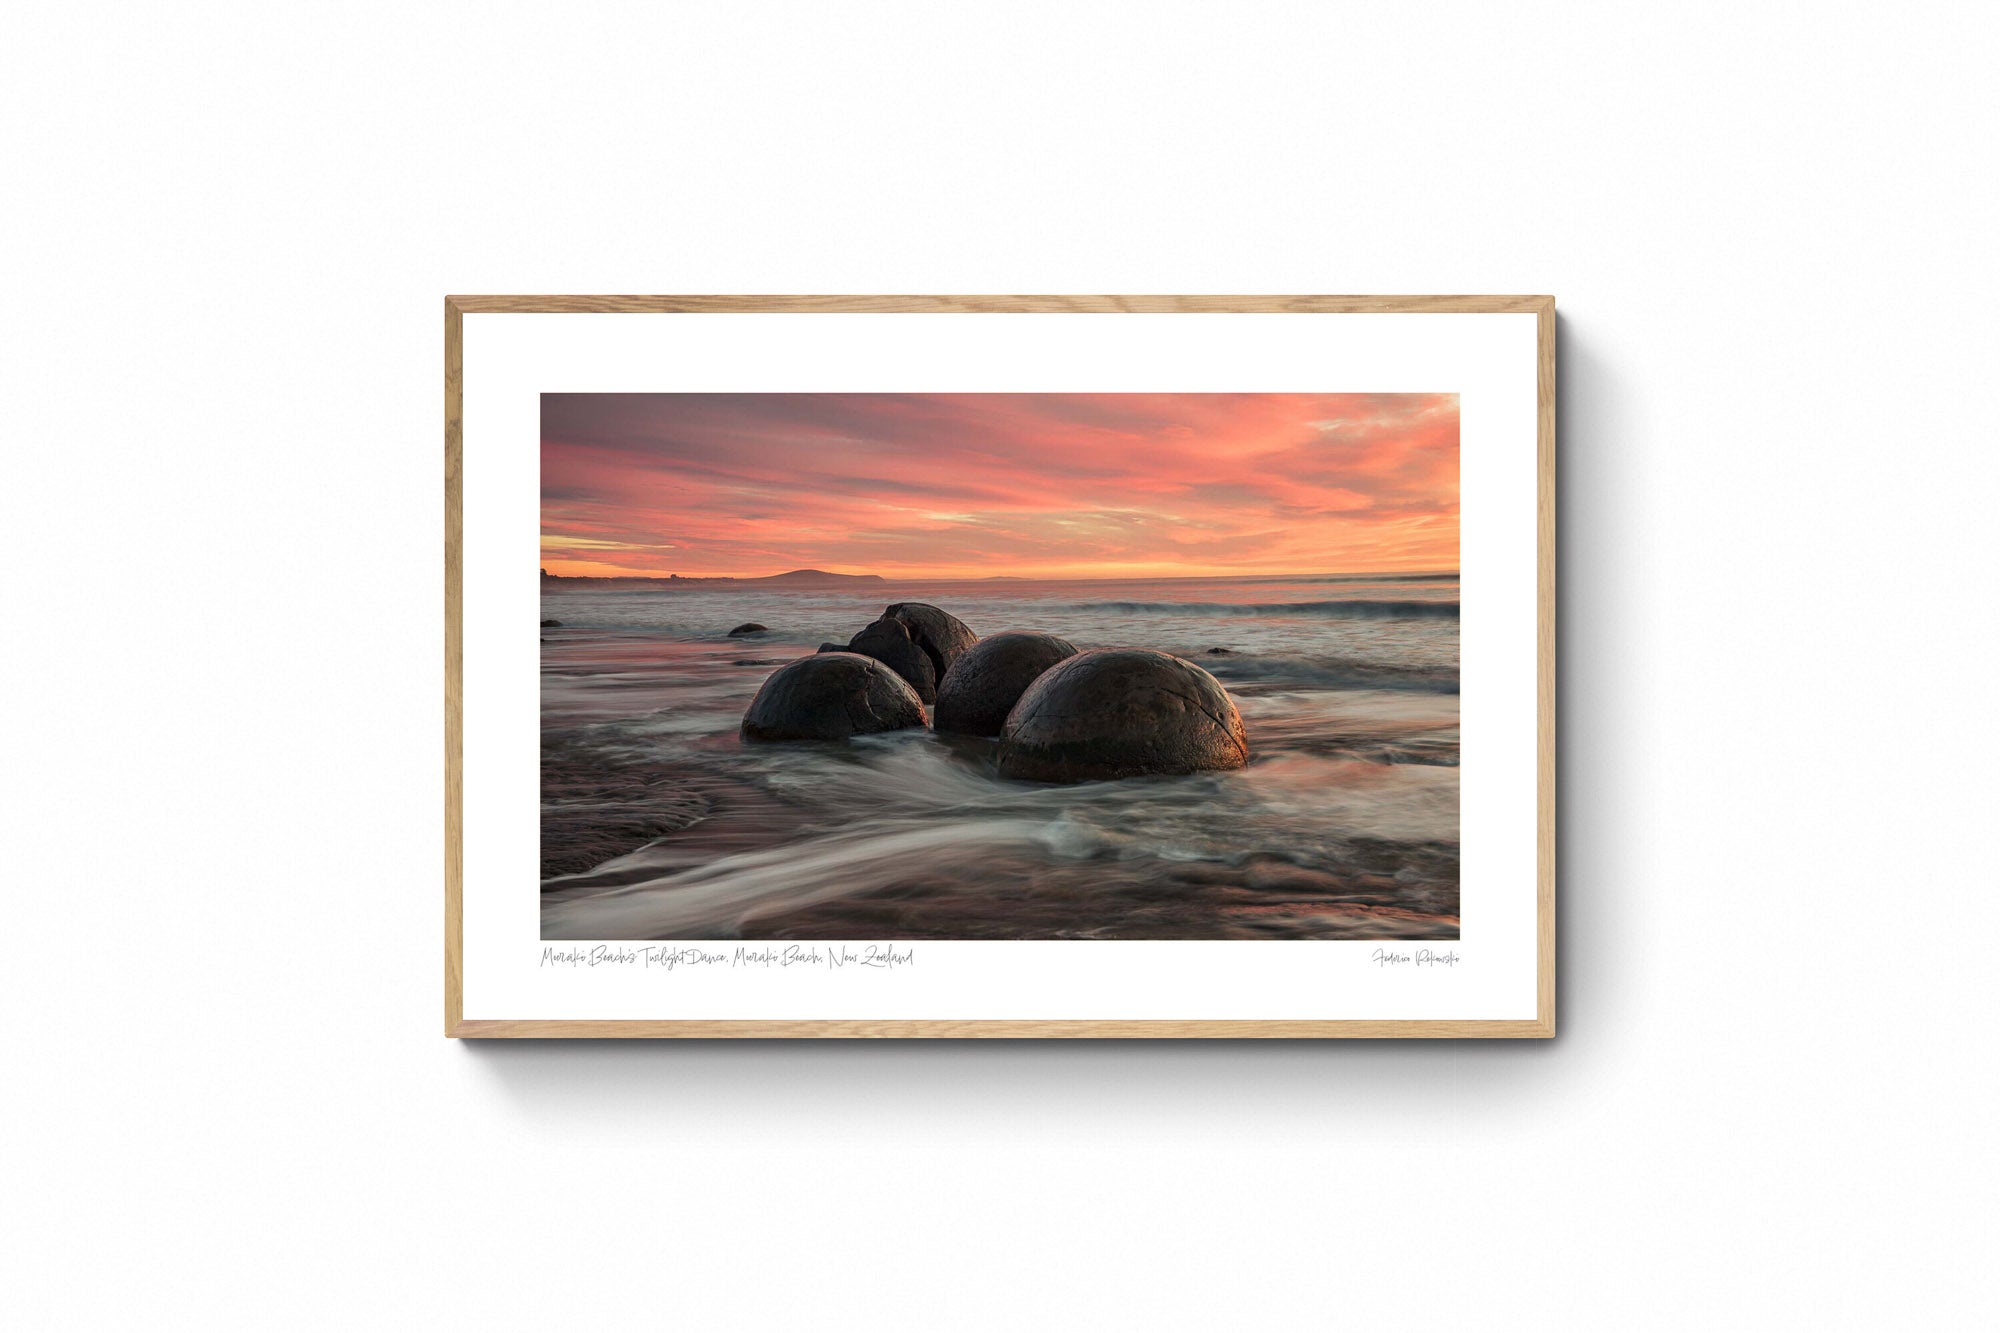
xmin=540 ymin=566 xmax=1463 ymax=582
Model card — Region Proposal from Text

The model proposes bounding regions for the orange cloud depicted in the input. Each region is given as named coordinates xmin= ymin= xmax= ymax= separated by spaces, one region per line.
xmin=541 ymin=393 xmax=1457 ymax=579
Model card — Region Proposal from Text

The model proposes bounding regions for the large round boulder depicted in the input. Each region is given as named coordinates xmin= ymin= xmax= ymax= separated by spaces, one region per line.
xmin=933 ymin=631 xmax=1080 ymax=737
xmin=996 ymin=649 xmax=1249 ymax=782
xmin=740 ymin=652 xmax=928 ymax=741
xmin=846 ymin=616 xmax=939 ymax=703
xmin=727 ymin=622 xmax=767 ymax=637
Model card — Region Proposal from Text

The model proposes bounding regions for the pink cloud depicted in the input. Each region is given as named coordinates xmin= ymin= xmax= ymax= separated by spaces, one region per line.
xmin=541 ymin=393 xmax=1458 ymax=578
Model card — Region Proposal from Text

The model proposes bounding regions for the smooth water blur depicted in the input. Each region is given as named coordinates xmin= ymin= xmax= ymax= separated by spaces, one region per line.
xmin=540 ymin=574 xmax=1460 ymax=940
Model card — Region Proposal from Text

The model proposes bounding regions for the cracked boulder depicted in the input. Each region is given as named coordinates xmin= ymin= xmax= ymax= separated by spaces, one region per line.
xmin=934 ymin=631 xmax=1080 ymax=737
xmin=996 ymin=649 xmax=1248 ymax=782
xmin=846 ymin=615 xmax=939 ymax=703
xmin=740 ymin=652 xmax=928 ymax=742
xmin=844 ymin=603 xmax=977 ymax=704
xmin=883 ymin=603 xmax=977 ymax=677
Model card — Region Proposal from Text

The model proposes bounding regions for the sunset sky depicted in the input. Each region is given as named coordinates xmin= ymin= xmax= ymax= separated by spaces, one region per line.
xmin=540 ymin=393 xmax=1458 ymax=580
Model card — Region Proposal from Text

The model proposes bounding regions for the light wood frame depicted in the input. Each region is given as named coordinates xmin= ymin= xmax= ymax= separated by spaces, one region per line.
xmin=445 ymin=295 xmax=1555 ymax=1038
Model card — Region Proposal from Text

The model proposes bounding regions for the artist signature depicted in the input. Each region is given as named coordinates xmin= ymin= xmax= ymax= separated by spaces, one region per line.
xmin=1369 ymin=947 xmax=1461 ymax=968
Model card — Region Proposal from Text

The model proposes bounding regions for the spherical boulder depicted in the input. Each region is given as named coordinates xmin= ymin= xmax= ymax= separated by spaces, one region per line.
xmin=883 ymin=602 xmax=977 ymax=679
xmin=847 ymin=616 xmax=939 ymax=702
xmin=727 ymin=622 xmax=767 ymax=636
xmin=740 ymin=653 xmax=928 ymax=742
xmin=933 ymin=632 xmax=1080 ymax=737
xmin=996 ymin=649 xmax=1249 ymax=782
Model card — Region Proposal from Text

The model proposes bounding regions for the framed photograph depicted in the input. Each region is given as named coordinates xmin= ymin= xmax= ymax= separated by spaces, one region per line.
xmin=446 ymin=295 xmax=1554 ymax=1037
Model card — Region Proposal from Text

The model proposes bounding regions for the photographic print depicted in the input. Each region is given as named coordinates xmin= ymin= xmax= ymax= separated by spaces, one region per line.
xmin=446 ymin=295 xmax=1551 ymax=1037
xmin=538 ymin=391 xmax=1462 ymax=942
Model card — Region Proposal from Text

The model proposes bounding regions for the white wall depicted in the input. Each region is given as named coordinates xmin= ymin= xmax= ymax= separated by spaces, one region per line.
xmin=5 ymin=4 xmax=1993 ymax=1329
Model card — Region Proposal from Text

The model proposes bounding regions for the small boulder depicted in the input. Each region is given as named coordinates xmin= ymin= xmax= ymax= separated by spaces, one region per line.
xmin=1206 ymin=646 xmax=1233 ymax=655
xmin=996 ymin=649 xmax=1249 ymax=782
xmin=740 ymin=653 xmax=927 ymax=742
xmin=847 ymin=616 xmax=939 ymax=703
xmin=934 ymin=632 xmax=1080 ymax=737
xmin=541 ymin=619 xmax=562 ymax=627
xmin=815 ymin=642 xmax=848 ymax=654
xmin=727 ymin=622 xmax=768 ymax=637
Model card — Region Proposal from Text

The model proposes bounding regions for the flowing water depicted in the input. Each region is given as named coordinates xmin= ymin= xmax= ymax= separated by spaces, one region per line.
xmin=539 ymin=574 xmax=1460 ymax=940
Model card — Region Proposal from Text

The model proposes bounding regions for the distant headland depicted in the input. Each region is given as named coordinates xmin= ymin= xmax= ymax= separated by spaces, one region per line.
xmin=540 ymin=567 xmax=886 ymax=588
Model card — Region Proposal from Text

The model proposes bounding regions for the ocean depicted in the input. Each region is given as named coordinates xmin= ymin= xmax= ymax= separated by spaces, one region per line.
xmin=539 ymin=574 xmax=1460 ymax=940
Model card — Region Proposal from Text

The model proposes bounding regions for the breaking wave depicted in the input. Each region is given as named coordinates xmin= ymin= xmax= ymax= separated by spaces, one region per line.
xmin=1080 ymin=599 xmax=1459 ymax=620
xmin=1204 ymin=653 xmax=1459 ymax=694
